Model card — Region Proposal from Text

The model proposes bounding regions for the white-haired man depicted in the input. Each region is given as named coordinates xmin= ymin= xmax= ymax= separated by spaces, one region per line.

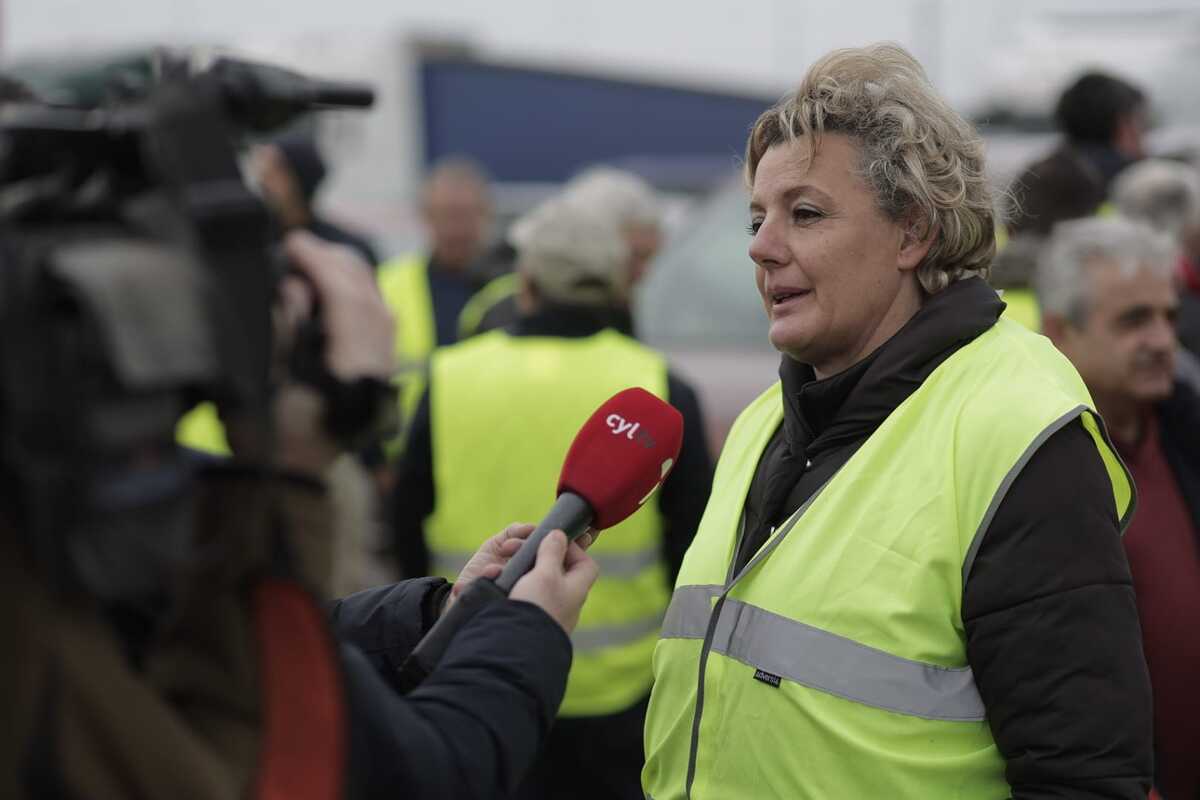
xmin=457 ymin=166 xmax=665 ymax=339
xmin=1112 ymin=157 xmax=1200 ymax=359
xmin=1038 ymin=215 xmax=1200 ymax=800
xmin=391 ymin=197 xmax=712 ymax=800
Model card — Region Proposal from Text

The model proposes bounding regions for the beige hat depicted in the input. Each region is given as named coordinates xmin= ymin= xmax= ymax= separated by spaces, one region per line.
xmin=563 ymin=167 xmax=662 ymax=231
xmin=509 ymin=196 xmax=629 ymax=307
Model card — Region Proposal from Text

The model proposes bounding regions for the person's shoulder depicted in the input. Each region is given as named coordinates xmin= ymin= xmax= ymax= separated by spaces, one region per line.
xmin=939 ymin=320 xmax=1085 ymax=415
xmin=665 ymin=369 xmax=702 ymax=415
xmin=1174 ymin=348 xmax=1200 ymax=397
xmin=436 ymin=328 xmax=510 ymax=360
xmin=1159 ymin=369 xmax=1200 ymax=455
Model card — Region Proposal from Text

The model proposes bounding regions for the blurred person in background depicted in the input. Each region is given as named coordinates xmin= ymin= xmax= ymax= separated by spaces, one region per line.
xmin=1009 ymin=71 xmax=1147 ymax=237
xmin=643 ymin=43 xmax=1152 ymax=799
xmin=457 ymin=166 xmax=665 ymax=340
xmin=178 ymin=131 xmax=382 ymax=456
xmin=997 ymin=71 xmax=1149 ymax=332
xmin=564 ymin=166 xmax=664 ymax=334
xmin=376 ymin=158 xmax=494 ymax=467
xmin=253 ymin=130 xmax=379 ymax=267
xmin=989 ymin=234 xmax=1046 ymax=330
xmin=180 ymin=133 xmax=388 ymax=593
xmin=1038 ymin=216 xmax=1200 ymax=800
xmin=993 ymin=150 xmax=1106 ymax=331
xmin=379 ymin=157 xmax=493 ymax=355
xmin=1112 ymin=157 xmax=1200 ymax=361
xmin=391 ymin=196 xmax=713 ymax=800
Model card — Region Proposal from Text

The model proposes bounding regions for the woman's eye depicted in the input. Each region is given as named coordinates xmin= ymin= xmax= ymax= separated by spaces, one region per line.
xmin=746 ymin=220 xmax=762 ymax=236
xmin=793 ymin=207 xmax=822 ymax=223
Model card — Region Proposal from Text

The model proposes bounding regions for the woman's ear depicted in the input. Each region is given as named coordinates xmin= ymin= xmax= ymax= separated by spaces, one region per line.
xmin=897 ymin=210 xmax=937 ymax=273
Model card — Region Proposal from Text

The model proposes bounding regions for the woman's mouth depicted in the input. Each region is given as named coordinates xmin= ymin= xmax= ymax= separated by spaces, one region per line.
xmin=771 ymin=289 xmax=811 ymax=308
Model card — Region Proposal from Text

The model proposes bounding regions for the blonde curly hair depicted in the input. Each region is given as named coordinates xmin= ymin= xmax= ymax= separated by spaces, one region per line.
xmin=746 ymin=43 xmax=999 ymax=294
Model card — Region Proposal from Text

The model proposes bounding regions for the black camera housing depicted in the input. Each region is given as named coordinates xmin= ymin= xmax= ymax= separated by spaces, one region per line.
xmin=0 ymin=54 xmax=376 ymax=598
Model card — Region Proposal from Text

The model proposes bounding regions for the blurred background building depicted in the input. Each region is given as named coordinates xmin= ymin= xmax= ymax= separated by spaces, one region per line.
xmin=8 ymin=0 xmax=1200 ymax=446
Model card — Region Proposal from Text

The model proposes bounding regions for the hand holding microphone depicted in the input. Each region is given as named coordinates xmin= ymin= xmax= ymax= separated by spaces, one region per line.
xmin=509 ymin=530 xmax=598 ymax=634
xmin=397 ymin=387 xmax=684 ymax=692
xmin=444 ymin=523 xmax=597 ymax=633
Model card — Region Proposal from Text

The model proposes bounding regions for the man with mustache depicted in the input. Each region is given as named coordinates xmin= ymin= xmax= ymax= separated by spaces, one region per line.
xmin=1038 ymin=215 xmax=1200 ymax=800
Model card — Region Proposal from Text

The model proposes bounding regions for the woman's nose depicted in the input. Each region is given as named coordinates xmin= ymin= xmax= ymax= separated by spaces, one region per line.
xmin=749 ymin=218 xmax=789 ymax=270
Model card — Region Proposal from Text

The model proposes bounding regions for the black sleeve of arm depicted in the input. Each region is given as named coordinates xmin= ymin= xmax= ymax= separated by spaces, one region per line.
xmin=391 ymin=390 xmax=435 ymax=578
xmin=328 ymin=577 xmax=452 ymax=691
xmin=962 ymin=420 xmax=1153 ymax=800
xmin=340 ymin=600 xmax=572 ymax=800
xmin=659 ymin=373 xmax=715 ymax=586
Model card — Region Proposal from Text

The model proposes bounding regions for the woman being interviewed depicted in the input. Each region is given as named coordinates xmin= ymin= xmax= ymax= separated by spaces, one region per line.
xmin=642 ymin=44 xmax=1152 ymax=799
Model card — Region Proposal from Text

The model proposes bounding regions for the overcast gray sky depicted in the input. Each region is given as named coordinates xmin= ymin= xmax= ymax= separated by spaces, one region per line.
xmin=9 ymin=0 xmax=1200 ymax=113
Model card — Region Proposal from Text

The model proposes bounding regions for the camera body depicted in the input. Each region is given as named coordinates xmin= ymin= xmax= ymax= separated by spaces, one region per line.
xmin=0 ymin=53 xmax=374 ymax=600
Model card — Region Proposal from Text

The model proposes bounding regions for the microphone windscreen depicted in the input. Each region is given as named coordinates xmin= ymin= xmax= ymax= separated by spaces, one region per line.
xmin=557 ymin=387 xmax=683 ymax=530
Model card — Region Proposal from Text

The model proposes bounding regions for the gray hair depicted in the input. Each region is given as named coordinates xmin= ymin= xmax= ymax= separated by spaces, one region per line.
xmin=563 ymin=167 xmax=662 ymax=230
xmin=746 ymin=43 xmax=1001 ymax=294
xmin=1036 ymin=215 xmax=1177 ymax=325
xmin=1110 ymin=158 xmax=1200 ymax=241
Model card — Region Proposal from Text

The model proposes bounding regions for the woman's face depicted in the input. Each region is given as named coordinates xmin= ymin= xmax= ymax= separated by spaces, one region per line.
xmin=749 ymin=134 xmax=928 ymax=377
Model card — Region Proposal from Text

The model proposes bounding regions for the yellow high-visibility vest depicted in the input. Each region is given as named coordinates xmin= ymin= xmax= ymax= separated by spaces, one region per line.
xmin=176 ymin=402 xmax=229 ymax=455
xmin=426 ymin=328 xmax=671 ymax=716
xmin=643 ymin=318 xmax=1133 ymax=799
xmin=377 ymin=255 xmax=437 ymax=456
xmin=457 ymin=272 xmax=519 ymax=340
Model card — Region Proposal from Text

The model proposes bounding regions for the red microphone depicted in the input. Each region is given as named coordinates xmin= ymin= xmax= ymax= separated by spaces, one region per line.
xmin=398 ymin=387 xmax=683 ymax=691
xmin=494 ymin=387 xmax=683 ymax=591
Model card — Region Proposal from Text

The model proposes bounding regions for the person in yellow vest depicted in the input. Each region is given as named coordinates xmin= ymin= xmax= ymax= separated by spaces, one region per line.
xmin=391 ymin=196 xmax=713 ymax=799
xmin=989 ymin=234 xmax=1044 ymax=331
xmin=457 ymin=166 xmax=665 ymax=341
xmin=642 ymin=43 xmax=1153 ymax=800
xmin=376 ymin=158 xmax=495 ymax=453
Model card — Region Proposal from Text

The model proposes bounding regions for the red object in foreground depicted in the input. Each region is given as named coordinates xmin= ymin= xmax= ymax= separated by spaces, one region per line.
xmin=557 ymin=387 xmax=684 ymax=530
xmin=253 ymin=579 xmax=346 ymax=800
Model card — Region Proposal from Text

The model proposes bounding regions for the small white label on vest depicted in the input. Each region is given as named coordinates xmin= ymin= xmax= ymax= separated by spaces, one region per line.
xmin=753 ymin=669 xmax=782 ymax=688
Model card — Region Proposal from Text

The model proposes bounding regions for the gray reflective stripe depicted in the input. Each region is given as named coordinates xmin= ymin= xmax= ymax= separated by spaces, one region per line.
xmin=664 ymin=585 xmax=986 ymax=722
xmin=961 ymin=406 xmax=1086 ymax=585
xmin=435 ymin=548 xmax=659 ymax=580
xmin=661 ymin=584 xmax=723 ymax=639
xmin=432 ymin=552 xmax=472 ymax=577
xmin=571 ymin=612 xmax=664 ymax=652
xmin=592 ymin=547 xmax=660 ymax=578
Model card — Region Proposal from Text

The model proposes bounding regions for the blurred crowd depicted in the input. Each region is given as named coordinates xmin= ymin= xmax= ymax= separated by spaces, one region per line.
xmin=990 ymin=70 xmax=1200 ymax=800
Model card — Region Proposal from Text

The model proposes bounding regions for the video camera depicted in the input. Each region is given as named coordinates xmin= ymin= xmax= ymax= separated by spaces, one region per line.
xmin=0 ymin=53 xmax=375 ymax=601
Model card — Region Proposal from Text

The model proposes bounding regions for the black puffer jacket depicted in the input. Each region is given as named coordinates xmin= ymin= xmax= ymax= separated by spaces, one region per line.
xmin=330 ymin=579 xmax=571 ymax=799
xmin=736 ymin=277 xmax=1153 ymax=800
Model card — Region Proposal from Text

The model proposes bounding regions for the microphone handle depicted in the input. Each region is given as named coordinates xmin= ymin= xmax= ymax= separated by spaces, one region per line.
xmin=396 ymin=492 xmax=594 ymax=693
xmin=396 ymin=575 xmax=508 ymax=693
xmin=495 ymin=492 xmax=593 ymax=593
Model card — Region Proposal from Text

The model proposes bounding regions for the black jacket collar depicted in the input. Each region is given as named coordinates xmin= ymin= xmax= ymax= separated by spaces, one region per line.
xmin=510 ymin=304 xmax=634 ymax=339
xmin=778 ymin=276 xmax=1005 ymax=462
